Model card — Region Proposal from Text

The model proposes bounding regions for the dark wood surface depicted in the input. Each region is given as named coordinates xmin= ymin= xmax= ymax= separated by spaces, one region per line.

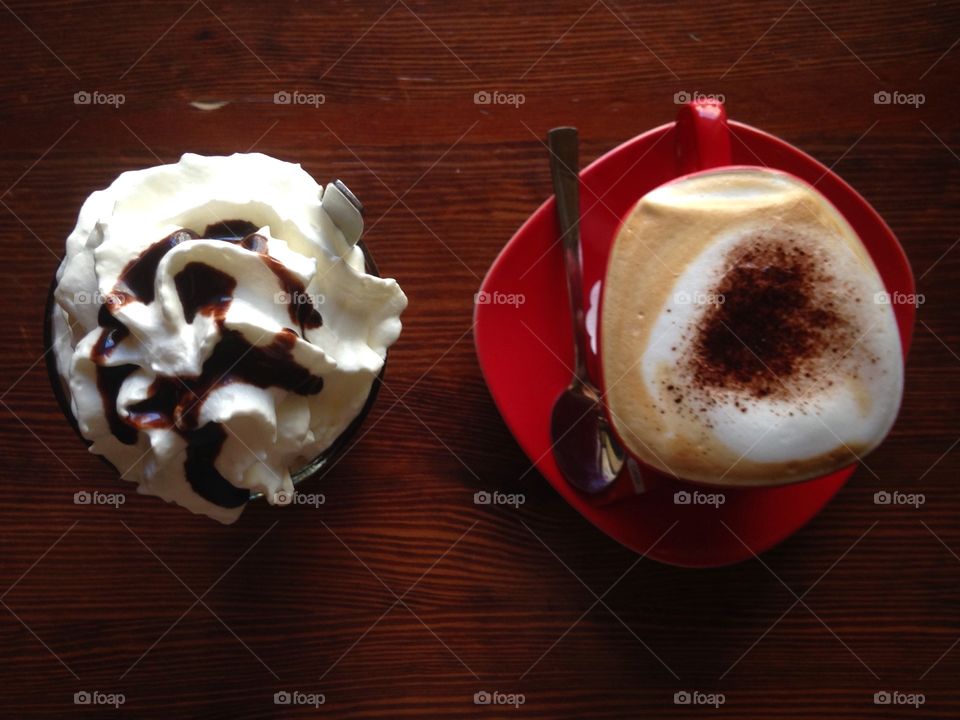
xmin=1 ymin=1 xmax=958 ymax=717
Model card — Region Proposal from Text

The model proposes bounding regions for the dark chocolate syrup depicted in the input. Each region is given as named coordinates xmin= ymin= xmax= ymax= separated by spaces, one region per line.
xmin=203 ymin=221 xmax=321 ymax=330
xmin=93 ymin=301 xmax=131 ymax=358
xmin=183 ymin=423 xmax=249 ymax=508
xmin=261 ymin=254 xmax=324 ymax=331
xmin=89 ymin=221 xmax=327 ymax=508
xmin=174 ymin=262 xmax=237 ymax=323
xmin=119 ymin=229 xmax=198 ymax=303
xmin=239 ymin=233 xmax=269 ymax=254
xmin=126 ymin=328 xmax=322 ymax=434
xmin=203 ymin=220 xmax=260 ymax=240
xmin=95 ymin=364 xmax=138 ymax=445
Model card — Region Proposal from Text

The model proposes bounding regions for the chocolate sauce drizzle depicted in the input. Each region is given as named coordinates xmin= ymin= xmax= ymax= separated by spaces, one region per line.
xmin=174 ymin=262 xmax=236 ymax=323
xmin=202 ymin=220 xmax=322 ymax=330
xmin=203 ymin=220 xmax=260 ymax=240
xmin=121 ymin=229 xmax=197 ymax=304
xmin=90 ymin=221 xmax=326 ymax=508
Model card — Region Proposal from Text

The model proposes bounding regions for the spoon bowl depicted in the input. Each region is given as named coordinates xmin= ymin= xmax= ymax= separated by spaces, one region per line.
xmin=550 ymin=381 xmax=625 ymax=494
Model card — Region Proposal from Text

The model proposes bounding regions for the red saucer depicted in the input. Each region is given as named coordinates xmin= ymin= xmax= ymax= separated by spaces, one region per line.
xmin=474 ymin=118 xmax=915 ymax=567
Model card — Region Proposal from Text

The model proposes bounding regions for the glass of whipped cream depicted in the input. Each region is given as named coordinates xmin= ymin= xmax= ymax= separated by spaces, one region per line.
xmin=46 ymin=153 xmax=407 ymax=524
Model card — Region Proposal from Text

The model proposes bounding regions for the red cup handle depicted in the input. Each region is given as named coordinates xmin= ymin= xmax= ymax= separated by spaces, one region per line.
xmin=675 ymin=100 xmax=732 ymax=174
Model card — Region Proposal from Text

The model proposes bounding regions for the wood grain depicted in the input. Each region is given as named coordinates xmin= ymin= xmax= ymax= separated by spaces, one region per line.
xmin=1 ymin=0 xmax=959 ymax=717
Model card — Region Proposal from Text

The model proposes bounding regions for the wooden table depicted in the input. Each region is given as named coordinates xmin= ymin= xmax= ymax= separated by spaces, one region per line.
xmin=1 ymin=1 xmax=958 ymax=717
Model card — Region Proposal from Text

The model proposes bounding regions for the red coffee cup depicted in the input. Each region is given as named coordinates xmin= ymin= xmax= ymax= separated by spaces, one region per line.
xmin=593 ymin=100 xmax=915 ymax=503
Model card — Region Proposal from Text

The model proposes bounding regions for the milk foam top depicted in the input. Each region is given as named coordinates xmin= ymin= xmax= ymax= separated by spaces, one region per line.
xmin=601 ymin=168 xmax=903 ymax=486
xmin=51 ymin=153 xmax=407 ymax=522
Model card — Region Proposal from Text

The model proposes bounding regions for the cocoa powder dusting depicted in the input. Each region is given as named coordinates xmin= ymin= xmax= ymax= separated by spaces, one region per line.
xmin=687 ymin=237 xmax=850 ymax=400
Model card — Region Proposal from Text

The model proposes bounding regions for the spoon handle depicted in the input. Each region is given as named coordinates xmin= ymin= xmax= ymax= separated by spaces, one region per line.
xmin=548 ymin=127 xmax=590 ymax=386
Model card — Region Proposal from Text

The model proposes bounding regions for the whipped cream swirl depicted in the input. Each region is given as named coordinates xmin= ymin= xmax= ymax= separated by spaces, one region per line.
xmin=51 ymin=153 xmax=407 ymax=523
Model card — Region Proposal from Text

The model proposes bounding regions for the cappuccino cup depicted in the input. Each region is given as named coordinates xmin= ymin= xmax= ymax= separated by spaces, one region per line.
xmin=599 ymin=103 xmax=905 ymax=489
